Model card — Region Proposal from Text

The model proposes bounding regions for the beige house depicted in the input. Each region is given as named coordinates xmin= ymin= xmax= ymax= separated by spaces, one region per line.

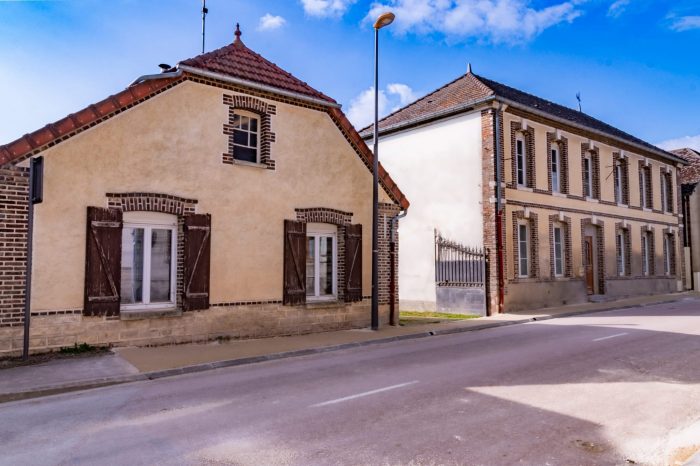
xmin=364 ymin=70 xmax=685 ymax=313
xmin=0 ymin=27 xmax=409 ymax=355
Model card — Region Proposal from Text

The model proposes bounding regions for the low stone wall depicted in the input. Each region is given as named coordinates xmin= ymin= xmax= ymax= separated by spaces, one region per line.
xmin=0 ymin=302 xmax=390 ymax=356
xmin=436 ymin=287 xmax=486 ymax=316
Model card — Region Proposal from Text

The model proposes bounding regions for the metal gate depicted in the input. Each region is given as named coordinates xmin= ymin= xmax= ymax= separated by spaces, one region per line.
xmin=434 ymin=230 xmax=489 ymax=315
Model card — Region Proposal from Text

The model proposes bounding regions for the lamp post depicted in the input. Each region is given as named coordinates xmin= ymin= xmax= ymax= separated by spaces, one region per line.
xmin=371 ymin=12 xmax=395 ymax=331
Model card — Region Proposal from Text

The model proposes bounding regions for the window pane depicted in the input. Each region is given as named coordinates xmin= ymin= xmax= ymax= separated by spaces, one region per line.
xmin=234 ymin=146 xmax=257 ymax=163
xmin=250 ymin=117 xmax=258 ymax=133
xmin=319 ymin=236 xmax=334 ymax=296
xmin=240 ymin=116 xmax=249 ymax=131
xmin=518 ymin=224 xmax=528 ymax=276
xmin=150 ymin=229 xmax=173 ymax=303
xmin=554 ymin=228 xmax=563 ymax=276
xmin=306 ymin=237 xmax=315 ymax=296
xmin=232 ymin=113 xmax=241 ymax=128
xmin=250 ymin=133 xmax=258 ymax=148
xmin=121 ymin=228 xmax=144 ymax=304
xmin=233 ymin=129 xmax=248 ymax=146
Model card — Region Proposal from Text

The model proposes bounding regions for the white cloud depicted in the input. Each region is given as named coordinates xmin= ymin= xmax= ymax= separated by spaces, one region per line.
xmin=365 ymin=0 xmax=587 ymax=44
xmin=346 ymin=83 xmax=416 ymax=129
xmin=657 ymin=134 xmax=700 ymax=152
xmin=258 ymin=14 xmax=286 ymax=31
xmin=300 ymin=0 xmax=357 ymax=17
xmin=669 ymin=16 xmax=700 ymax=32
xmin=607 ymin=0 xmax=631 ymax=18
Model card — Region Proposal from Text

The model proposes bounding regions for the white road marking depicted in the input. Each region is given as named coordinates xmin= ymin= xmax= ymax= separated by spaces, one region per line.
xmin=310 ymin=381 xmax=419 ymax=408
xmin=593 ymin=332 xmax=629 ymax=342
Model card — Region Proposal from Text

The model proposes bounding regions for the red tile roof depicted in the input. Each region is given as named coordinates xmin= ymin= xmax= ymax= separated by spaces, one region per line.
xmin=673 ymin=148 xmax=700 ymax=185
xmin=180 ymin=28 xmax=336 ymax=104
xmin=361 ymin=71 xmax=681 ymax=164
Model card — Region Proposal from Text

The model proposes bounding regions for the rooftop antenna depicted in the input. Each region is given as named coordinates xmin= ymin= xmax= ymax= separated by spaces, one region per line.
xmin=201 ymin=0 xmax=208 ymax=53
xmin=467 ymin=62 xmax=472 ymax=74
xmin=576 ymin=92 xmax=582 ymax=112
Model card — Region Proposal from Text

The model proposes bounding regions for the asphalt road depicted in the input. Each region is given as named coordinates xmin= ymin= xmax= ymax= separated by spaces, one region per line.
xmin=2 ymin=298 xmax=700 ymax=466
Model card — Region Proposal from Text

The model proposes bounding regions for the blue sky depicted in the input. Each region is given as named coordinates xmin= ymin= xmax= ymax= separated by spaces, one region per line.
xmin=1 ymin=0 xmax=699 ymax=150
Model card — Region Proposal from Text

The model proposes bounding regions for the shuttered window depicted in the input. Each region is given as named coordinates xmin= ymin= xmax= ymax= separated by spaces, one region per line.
xmin=183 ymin=214 xmax=211 ymax=311
xmin=344 ymin=224 xmax=363 ymax=302
xmin=84 ymin=207 xmax=123 ymax=316
xmin=283 ymin=220 xmax=307 ymax=305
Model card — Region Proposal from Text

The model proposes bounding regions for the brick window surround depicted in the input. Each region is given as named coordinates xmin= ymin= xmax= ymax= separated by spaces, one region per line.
xmin=509 ymin=121 xmax=535 ymax=189
xmin=581 ymin=143 xmax=601 ymax=199
xmin=580 ymin=218 xmax=606 ymax=294
xmin=548 ymin=214 xmax=573 ymax=278
xmin=612 ymin=152 xmax=630 ymax=205
xmin=222 ymin=94 xmax=277 ymax=169
xmin=614 ymin=222 xmax=632 ymax=277
xmin=511 ymin=210 xmax=539 ymax=280
xmin=660 ymin=167 xmax=674 ymax=213
xmin=107 ymin=192 xmax=198 ymax=311
xmin=640 ymin=225 xmax=656 ymax=276
xmin=638 ymin=161 xmax=653 ymax=209
xmin=546 ymin=133 xmax=569 ymax=195
xmin=294 ymin=205 xmax=399 ymax=305
xmin=662 ymin=227 xmax=677 ymax=277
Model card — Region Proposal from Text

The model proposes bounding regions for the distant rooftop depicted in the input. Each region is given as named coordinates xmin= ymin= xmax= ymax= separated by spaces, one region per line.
xmin=672 ymin=148 xmax=700 ymax=185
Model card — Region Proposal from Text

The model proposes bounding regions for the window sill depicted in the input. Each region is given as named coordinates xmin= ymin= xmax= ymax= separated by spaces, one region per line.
xmin=585 ymin=197 xmax=599 ymax=204
xmin=516 ymin=186 xmax=534 ymax=192
xmin=232 ymin=159 xmax=267 ymax=169
xmin=616 ymin=203 xmax=629 ymax=208
xmin=552 ymin=192 xmax=567 ymax=198
xmin=642 ymin=207 xmax=652 ymax=212
xmin=120 ymin=307 xmax=181 ymax=320
xmin=304 ymin=299 xmax=346 ymax=310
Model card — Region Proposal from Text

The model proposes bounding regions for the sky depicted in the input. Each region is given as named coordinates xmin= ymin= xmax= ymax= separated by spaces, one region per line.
xmin=1 ymin=0 xmax=699 ymax=151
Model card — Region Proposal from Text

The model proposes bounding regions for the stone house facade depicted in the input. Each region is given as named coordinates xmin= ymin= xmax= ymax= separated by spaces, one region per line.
xmin=0 ymin=27 xmax=408 ymax=355
xmin=364 ymin=70 xmax=685 ymax=313
xmin=674 ymin=147 xmax=700 ymax=291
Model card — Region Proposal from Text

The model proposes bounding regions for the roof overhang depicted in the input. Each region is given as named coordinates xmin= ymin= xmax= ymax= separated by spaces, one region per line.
xmin=177 ymin=64 xmax=342 ymax=110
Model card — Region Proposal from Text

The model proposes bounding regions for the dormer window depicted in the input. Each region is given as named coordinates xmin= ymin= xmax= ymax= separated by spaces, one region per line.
xmin=232 ymin=111 xmax=259 ymax=163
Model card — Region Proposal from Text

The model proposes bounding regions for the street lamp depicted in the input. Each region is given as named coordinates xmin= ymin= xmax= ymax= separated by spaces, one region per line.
xmin=371 ymin=11 xmax=395 ymax=331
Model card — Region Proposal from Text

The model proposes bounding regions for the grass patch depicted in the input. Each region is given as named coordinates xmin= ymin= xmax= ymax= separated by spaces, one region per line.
xmin=400 ymin=311 xmax=480 ymax=320
xmin=59 ymin=342 xmax=98 ymax=354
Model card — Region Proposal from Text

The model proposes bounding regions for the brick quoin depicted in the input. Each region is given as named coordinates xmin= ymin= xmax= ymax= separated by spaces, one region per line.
xmin=481 ymin=108 xmax=502 ymax=313
xmin=0 ymin=167 xmax=29 ymax=328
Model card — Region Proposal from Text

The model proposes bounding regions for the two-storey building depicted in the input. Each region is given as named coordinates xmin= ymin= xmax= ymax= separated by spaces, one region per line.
xmin=363 ymin=70 xmax=685 ymax=313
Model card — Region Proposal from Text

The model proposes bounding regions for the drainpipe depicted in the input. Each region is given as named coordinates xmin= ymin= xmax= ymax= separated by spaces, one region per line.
xmin=389 ymin=209 xmax=407 ymax=325
xmin=494 ymin=103 xmax=505 ymax=314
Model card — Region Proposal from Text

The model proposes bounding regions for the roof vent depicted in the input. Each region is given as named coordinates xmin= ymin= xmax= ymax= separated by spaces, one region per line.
xmin=158 ymin=64 xmax=172 ymax=73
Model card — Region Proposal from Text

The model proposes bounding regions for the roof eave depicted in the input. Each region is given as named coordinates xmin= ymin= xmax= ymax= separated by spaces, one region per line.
xmin=361 ymin=96 xmax=496 ymax=140
xmin=497 ymin=96 xmax=686 ymax=165
xmin=178 ymin=64 xmax=341 ymax=109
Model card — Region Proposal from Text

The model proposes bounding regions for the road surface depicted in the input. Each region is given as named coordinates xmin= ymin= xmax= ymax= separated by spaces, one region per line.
xmin=1 ymin=298 xmax=699 ymax=465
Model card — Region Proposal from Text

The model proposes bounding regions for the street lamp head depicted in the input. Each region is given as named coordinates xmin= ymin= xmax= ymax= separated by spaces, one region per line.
xmin=373 ymin=12 xmax=395 ymax=29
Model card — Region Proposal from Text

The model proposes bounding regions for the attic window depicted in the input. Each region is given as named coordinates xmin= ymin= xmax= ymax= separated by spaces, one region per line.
xmin=232 ymin=111 xmax=259 ymax=163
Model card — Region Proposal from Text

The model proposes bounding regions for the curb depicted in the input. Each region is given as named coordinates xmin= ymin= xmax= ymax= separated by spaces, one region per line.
xmin=0 ymin=296 xmax=685 ymax=404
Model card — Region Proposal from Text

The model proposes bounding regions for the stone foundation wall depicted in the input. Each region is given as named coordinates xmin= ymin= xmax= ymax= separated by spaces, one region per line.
xmin=0 ymin=302 xmax=390 ymax=356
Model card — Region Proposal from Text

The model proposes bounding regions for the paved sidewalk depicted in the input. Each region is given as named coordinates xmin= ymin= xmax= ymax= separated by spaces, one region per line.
xmin=0 ymin=291 xmax=693 ymax=403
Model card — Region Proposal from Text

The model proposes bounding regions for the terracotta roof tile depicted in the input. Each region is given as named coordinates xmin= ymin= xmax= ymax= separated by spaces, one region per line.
xmin=673 ymin=148 xmax=700 ymax=185
xmin=361 ymin=71 xmax=680 ymax=163
xmin=180 ymin=33 xmax=336 ymax=104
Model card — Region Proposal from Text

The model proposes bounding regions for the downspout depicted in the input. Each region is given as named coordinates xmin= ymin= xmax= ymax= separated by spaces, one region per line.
xmin=389 ymin=209 xmax=407 ymax=325
xmin=494 ymin=103 xmax=505 ymax=314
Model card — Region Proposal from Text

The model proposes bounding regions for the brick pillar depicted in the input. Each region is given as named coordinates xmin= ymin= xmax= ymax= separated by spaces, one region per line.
xmin=0 ymin=167 xmax=29 ymax=328
xmin=481 ymin=109 xmax=503 ymax=314
xmin=378 ymin=202 xmax=400 ymax=307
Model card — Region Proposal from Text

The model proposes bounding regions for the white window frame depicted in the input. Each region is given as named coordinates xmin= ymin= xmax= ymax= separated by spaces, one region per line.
xmin=642 ymin=231 xmax=651 ymax=276
xmin=551 ymin=143 xmax=561 ymax=193
xmin=121 ymin=212 xmax=178 ymax=311
xmin=553 ymin=224 xmax=564 ymax=277
xmin=583 ymin=155 xmax=592 ymax=198
xmin=516 ymin=136 xmax=527 ymax=187
xmin=518 ymin=221 xmax=529 ymax=278
xmin=616 ymin=232 xmax=626 ymax=276
xmin=614 ymin=161 xmax=623 ymax=204
xmin=306 ymin=223 xmax=338 ymax=301
xmin=664 ymin=234 xmax=672 ymax=276
xmin=232 ymin=110 xmax=260 ymax=163
xmin=661 ymin=172 xmax=671 ymax=213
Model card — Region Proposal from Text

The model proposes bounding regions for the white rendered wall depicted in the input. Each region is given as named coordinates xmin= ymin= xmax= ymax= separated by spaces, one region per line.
xmin=377 ymin=112 xmax=483 ymax=310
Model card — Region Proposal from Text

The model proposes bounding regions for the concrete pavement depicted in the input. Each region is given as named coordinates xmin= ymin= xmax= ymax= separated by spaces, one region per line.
xmin=0 ymin=297 xmax=699 ymax=465
xmin=0 ymin=291 xmax=693 ymax=403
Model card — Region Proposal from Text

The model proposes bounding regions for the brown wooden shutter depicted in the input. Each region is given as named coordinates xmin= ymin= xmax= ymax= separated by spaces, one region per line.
xmin=84 ymin=207 xmax=122 ymax=316
xmin=183 ymin=214 xmax=211 ymax=311
xmin=344 ymin=223 xmax=363 ymax=302
xmin=283 ymin=219 xmax=307 ymax=305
